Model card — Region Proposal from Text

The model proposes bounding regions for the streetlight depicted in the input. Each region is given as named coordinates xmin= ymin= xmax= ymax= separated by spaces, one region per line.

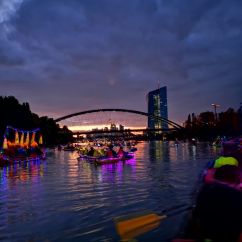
xmin=211 ymin=103 xmax=220 ymax=123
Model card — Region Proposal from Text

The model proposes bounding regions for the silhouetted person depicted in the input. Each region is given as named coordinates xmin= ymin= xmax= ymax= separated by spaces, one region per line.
xmin=184 ymin=165 xmax=242 ymax=242
xmin=87 ymin=147 xmax=95 ymax=156
xmin=106 ymin=145 xmax=117 ymax=158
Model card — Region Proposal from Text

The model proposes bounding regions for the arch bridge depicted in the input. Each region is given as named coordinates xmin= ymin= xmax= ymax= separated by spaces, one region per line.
xmin=54 ymin=108 xmax=184 ymax=132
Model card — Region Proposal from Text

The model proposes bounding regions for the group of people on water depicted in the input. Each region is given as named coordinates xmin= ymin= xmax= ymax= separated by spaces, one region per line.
xmin=174 ymin=141 xmax=242 ymax=242
xmin=86 ymin=145 xmax=128 ymax=159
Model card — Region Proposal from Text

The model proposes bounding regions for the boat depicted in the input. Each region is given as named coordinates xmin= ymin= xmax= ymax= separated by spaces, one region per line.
xmin=95 ymin=154 xmax=134 ymax=165
xmin=0 ymin=126 xmax=46 ymax=166
xmin=172 ymin=152 xmax=242 ymax=242
xmin=78 ymin=154 xmax=100 ymax=161
xmin=95 ymin=157 xmax=121 ymax=165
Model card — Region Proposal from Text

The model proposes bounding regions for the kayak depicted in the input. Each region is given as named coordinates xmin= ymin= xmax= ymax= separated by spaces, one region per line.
xmin=95 ymin=154 xmax=134 ymax=165
xmin=78 ymin=154 xmax=100 ymax=161
xmin=95 ymin=157 xmax=121 ymax=165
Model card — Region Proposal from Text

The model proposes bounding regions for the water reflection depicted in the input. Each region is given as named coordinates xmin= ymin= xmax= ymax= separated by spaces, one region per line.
xmin=96 ymin=158 xmax=137 ymax=183
xmin=148 ymin=141 xmax=212 ymax=163
xmin=0 ymin=160 xmax=47 ymax=186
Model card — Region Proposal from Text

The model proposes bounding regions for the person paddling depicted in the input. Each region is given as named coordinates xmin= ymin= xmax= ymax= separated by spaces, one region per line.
xmin=183 ymin=163 xmax=242 ymax=242
xmin=117 ymin=146 xmax=126 ymax=158
xmin=106 ymin=145 xmax=117 ymax=158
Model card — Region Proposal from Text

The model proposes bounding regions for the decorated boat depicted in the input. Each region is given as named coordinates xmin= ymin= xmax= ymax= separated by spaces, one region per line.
xmin=0 ymin=126 xmax=46 ymax=166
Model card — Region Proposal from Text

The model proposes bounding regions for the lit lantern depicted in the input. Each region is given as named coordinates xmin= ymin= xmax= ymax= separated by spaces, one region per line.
xmin=3 ymin=137 xmax=8 ymax=149
xmin=20 ymin=132 xmax=24 ymax=146
xmin=15 ymin=131 xmax=19 ymax=145
xmin=31 ymin=132 xmax=36 ymax=145
xmin=39 ymin=134 xmax=43 ymax=145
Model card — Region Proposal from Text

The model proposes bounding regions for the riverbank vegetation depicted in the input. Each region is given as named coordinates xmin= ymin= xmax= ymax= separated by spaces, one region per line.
xmin=184 ymin=108 xmax=242 ymax=140
xmin=0 ymin=96 xmax=73 ymax=146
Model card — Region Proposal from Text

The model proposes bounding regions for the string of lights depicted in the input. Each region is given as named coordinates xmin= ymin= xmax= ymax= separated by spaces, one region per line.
xmin=6 ymin=126 xmax=40 ymax=133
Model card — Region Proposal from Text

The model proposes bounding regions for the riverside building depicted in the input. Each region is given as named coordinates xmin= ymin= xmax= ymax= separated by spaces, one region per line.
xmin=147 ymin=86 xmax=168 ymax=130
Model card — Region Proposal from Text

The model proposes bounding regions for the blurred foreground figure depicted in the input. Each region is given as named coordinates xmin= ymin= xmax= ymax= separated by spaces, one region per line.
xmin=181 ymin=165 xmax=241 ymax=242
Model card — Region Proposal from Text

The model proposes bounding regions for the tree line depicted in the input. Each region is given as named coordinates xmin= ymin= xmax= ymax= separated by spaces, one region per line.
xmin=0 ymin=96 xmax=73 ymax=146
xmin=184 ymin=107 xmax=242 ymax=140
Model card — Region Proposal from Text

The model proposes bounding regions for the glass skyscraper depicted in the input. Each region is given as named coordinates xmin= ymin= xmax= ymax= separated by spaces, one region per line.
xmin=147 ymin=86 xmax=168 ymax=129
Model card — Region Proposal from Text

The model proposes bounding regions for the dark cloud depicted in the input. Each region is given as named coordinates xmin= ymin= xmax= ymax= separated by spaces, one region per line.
xmin=0 ymin=0 xmax=241 ymax=124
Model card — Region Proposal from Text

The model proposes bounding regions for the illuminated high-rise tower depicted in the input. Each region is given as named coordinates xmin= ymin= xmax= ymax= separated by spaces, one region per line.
xmin=147 ymin=86 xmax=168 ymax=129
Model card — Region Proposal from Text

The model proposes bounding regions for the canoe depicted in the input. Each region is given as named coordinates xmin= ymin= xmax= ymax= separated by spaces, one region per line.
xmin=95 ymin=157 xmax=121 ymax=165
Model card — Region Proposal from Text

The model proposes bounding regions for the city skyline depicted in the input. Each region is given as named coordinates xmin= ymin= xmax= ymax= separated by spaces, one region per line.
xmin=0 ymin=0 xmax=242 ymax=125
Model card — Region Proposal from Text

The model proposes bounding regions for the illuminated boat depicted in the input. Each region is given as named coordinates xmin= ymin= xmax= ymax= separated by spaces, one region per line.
xmin=0 ymin=126 xmax=46 ymax=166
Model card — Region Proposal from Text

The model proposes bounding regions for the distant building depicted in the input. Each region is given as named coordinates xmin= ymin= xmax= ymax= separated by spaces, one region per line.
xmin=147 ymin=86 xmax=168 ymax=129
xmin=110 ymin=123 xmax=117 ymax=131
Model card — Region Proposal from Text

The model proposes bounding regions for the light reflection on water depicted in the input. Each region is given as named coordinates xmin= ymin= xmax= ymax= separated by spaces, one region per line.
xmin=0 ymin=141 xmax=220 ymax=242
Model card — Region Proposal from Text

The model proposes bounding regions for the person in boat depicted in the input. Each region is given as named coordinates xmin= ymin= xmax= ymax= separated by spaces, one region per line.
xmin=87 ymin=147 xmax=95 ymax=156
xmin=183 ymin=163 xmax=242 ymax=242
xmin=203 ymin=153 xmax=242 ymax=184
xmin=117 ymin=146 xmax=126 ymax=158
xmin=106 ymin=145 xmax=117 ymax=158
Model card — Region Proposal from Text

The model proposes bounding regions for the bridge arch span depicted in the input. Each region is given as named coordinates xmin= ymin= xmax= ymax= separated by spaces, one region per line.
xmin=54 ymin=108 xmax=184 ymax=130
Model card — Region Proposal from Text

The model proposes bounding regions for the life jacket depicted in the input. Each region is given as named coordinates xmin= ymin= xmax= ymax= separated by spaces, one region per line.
xmin=93 ymin=150 xmax=100 ymax=157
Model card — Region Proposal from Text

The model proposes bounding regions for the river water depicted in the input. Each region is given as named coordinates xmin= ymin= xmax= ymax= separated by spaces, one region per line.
xmin=0 ymin=141 xmax=220 ymax=242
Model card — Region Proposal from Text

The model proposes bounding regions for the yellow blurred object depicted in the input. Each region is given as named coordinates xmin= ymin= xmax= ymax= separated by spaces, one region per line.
xmin=31 ymin=132 xmax=36 ymax=145
xmin=39 ymin=134 xmax=43 ymax=145
xmin=93 ymin=149 xmax=100 ymax=157
xmin=115 ymin=213 xmax=165 ymax=240
xmin=20 ymin=132 xmax=24 ymax=146
xmin=3 ymin=137 xmax=8 ymax=149
xmin=214 ymin=156 xmax=238 ymax=168
xmin=15 ymin=131 xmax=19 ymax=145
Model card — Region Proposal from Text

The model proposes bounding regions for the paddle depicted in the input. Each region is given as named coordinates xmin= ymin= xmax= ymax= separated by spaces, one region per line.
xmin=114 ymin=203 xmax=193 ymax=241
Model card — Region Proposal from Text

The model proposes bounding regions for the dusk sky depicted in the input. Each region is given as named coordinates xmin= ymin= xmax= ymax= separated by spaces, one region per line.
xmin=0 ymin=0 xmax=242 ymax=125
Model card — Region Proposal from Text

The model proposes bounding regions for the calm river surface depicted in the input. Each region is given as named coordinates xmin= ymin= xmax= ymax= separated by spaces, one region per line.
xmin=0 ymin=141 xmax=220 ymax=242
